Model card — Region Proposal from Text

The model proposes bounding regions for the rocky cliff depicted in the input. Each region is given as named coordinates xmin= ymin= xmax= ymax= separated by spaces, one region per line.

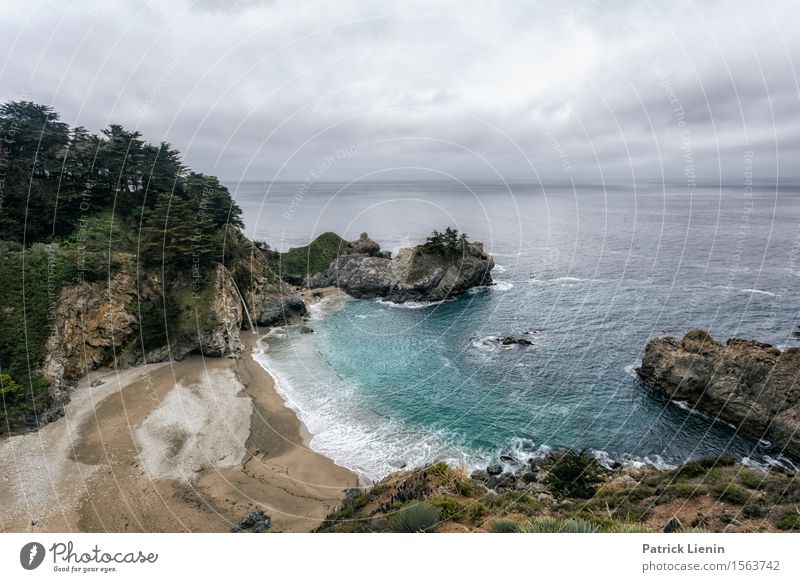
xmin=307 ymin=233 xmax=494 ymax=302
xmin=41 ymin=227 xmax=306 ymax=399
xmin=637 ymin=329 xmax=800 ymax=458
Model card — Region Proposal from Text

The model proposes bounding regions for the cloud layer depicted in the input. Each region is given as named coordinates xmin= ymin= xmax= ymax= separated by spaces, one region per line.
xmin=2 ymin=0 xmax=798 ymax=184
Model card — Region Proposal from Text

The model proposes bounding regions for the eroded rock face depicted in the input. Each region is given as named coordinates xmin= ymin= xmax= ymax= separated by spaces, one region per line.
xmin=201 ymin=263 xmax=245 ymax=357
xmin=223 ymin=226 xmax=307 ymax=327
xmin=42 ymin=270 xmax=140 ymax=397
xmin=41 ymin=228 xmax=309 ymax=393
xmin=636 ymin=329 xmax=800 ymax=458
xmin=308 ymin=234 xmax=494 ymax=302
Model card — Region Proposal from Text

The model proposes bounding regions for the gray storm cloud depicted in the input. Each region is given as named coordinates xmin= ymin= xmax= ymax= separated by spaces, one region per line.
xmin=1 ymin=0 xmax=797 ymax=184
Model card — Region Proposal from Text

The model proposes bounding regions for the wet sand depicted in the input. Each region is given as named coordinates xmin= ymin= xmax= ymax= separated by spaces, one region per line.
xmin=0 ymin=330 xmax=358 ymax=532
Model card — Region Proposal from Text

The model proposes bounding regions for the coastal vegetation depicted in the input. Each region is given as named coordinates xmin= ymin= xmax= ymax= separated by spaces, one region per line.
xmin=416 ymin=227 xmax=470 ymax=256
xmin=0 ymin=101 xmax=248 ymax=431
xmin=317 ymin=453 xmax=800 ymax=533
xmin=275 ymin=231 xmax=351 ymax=282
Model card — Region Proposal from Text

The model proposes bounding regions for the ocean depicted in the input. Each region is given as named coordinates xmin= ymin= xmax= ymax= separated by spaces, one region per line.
xmin=232 ymin=180 xmax=800 ymax=481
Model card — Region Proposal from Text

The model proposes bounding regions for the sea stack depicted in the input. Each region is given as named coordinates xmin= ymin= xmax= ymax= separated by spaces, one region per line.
xmin=307 ymin=231 xmax=495 ymax=303
xmin=636 ymin=329 xmax=800 ymax=459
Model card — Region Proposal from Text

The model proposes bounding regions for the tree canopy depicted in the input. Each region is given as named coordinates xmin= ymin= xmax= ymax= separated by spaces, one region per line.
xmin=417 ymin=227 xmax=470 ymax=256
xmin=0 ymin=101 xmax=247 ymax=430
xmin=0 ymin=100 xmax=243 ymax=252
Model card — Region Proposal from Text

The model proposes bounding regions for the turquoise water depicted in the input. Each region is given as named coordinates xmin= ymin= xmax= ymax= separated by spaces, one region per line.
xmin=235 ymin=181 xmax=800 ymax=480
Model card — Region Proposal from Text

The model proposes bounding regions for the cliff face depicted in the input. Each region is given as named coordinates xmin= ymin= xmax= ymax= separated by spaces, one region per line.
xmin=637 ymin=329 xmax=800 ymax=458
xmin=41 ymin=228 xmax=306 ymax=397
xmin=307 ymin=233 xmax=494 ymax=302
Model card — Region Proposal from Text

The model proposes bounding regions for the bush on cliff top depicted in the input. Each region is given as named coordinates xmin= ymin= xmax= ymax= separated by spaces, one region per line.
xmin=545 ymin=449 xmax=605 ymax=499
xmin=277 ymin=232 xmax=351 ymax=280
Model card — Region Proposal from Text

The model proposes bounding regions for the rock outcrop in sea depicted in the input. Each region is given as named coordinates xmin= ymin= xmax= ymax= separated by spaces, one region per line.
xmin=636 ymin=329 xmax=800 ymax=458
xmin=307 ymin=232 xmax=494 ymax=302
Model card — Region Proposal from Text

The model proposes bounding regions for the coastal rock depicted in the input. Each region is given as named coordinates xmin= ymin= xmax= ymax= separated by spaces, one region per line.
xmin=499 ymin=336 xmax=533 ymax=346
xmin=470 ymin=469 xmax=488 ymax=481
xmin=636 ymin=329 xmax=800 ymax=458
xmin=201 ymin=263 xmax=245 ymax=357
xmin=219 ymin=228 xmax=308 ymax=327
xmin=42 ymin=270 xmax=140 ymax=397
xmin=255 ymin=290 xmax=307 ymax=326
xmin=301 ymin=325 xmax=314 ymax=334
xmin=347 ymin=232 xmax=383 ymax=257
xmin=230 ymin=510 xmax=271 ymax=533
xmin=486 ymin=464 xmax=503 ymax=476
xmin=308 ymin=233 xmax=494 ymax=303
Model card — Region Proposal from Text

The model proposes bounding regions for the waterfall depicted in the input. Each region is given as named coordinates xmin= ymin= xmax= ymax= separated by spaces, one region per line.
xmin=228 ymin=273 xmax=256 ymax=334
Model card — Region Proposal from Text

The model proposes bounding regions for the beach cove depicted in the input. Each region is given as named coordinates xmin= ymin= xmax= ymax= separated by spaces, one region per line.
xmin=0 ymin=328 xmax=357 ymax=533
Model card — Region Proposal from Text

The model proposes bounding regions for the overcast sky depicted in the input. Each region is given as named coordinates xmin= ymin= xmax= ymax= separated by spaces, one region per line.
xmin=1 ymin=0 xmax=798 ymax=184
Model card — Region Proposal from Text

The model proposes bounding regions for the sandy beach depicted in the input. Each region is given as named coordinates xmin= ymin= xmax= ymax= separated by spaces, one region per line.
xmin=0 ymin=325 xmax=358 ymax=533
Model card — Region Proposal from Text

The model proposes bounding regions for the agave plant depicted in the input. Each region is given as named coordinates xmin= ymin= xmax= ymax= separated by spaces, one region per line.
xmin=490 ymin=518 xmax=519 ymax=533
xmin=560 ymin=519 xmax=601 ymax=533
xmin=521 ymin=516 xmax=601 ymax=533
xmin=389 ymin=503 xmax=441 ymax=533
xmin=520 ymin=516 xmax=564 ymax=533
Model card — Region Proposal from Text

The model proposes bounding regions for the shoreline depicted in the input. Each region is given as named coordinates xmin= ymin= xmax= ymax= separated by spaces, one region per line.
xmin=0 ymin=314 xmax=359 ymax=532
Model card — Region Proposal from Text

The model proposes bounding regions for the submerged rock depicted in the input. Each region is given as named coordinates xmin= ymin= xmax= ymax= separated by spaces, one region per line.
xmin=636 ymin=329 xmax=800 ymax=459
xmin=499 ymin=336 xmax=533 ymax=346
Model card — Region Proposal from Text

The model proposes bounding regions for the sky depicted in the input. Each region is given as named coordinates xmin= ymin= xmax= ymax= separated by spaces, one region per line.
xmin=1 ymin=0 xmax=798 ymax=185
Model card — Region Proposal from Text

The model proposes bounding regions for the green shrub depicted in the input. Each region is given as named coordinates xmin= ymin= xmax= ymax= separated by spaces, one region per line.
xmin=370 ymin=484 xmax=390 ymax=497
xmin=671 ymin=457 xmax=736 ymax=480
xmin=615 ymin=485 xmax=658 ymax=503
xmin=544 ymin=450 xmax=605 ymax=499
xmin=737 ymin=469 xmax=767 ymax=490
xmin=278 ymin=232 xmax=351 ymax=279
xmin=775 ymin=507 xmax=800 ymax=531
xmin=486 ymin=490 xmax=538 ymax=514
xmin=490 ymin=518 xmax=519 ymax=533
xmin=429 ymin=496 xmax=465 ymax=520
xmin=389 ymin=503 xmax=441 ymax=533
xmin=659 ymin=482 xmax=706 ymax=502
xmin=711 ymin=483 xmax=752 ymax=505
xmin=521 ymin=516 xmax=601 ymax=533
xmin=465 ymin=501 xmax=489 ymax=524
